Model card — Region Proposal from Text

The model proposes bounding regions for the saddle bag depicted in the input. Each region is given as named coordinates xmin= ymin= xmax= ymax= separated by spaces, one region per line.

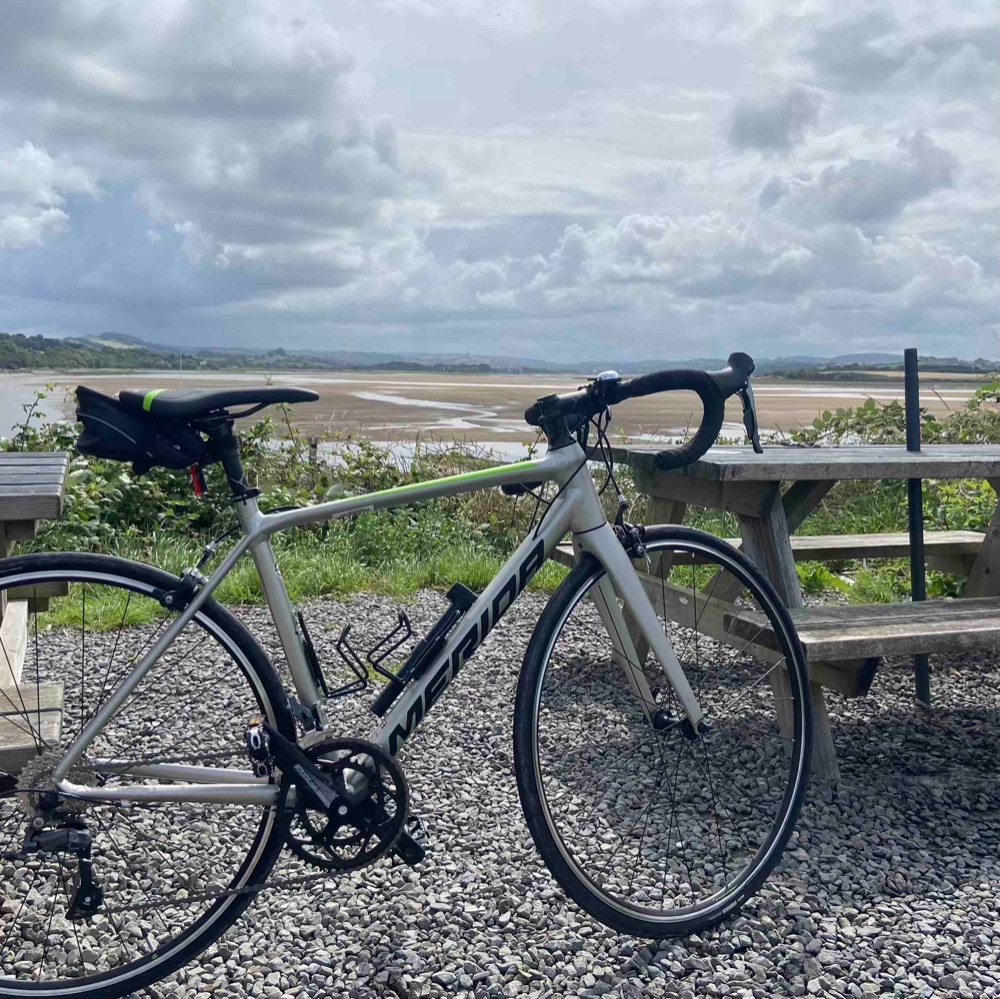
xmin=75 ymin=386 xmax=207 ymax=475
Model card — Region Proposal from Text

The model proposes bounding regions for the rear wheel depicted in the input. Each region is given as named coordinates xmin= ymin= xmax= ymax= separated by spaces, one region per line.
xmin=514 ymin=526 xmax=811 ymax=937
xmin=0 ymin=552 xmax=293 ymax=997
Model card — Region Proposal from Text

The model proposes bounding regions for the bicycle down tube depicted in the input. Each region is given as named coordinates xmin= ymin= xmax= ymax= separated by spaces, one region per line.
xmin=54 ymin=439 xmax=706 ymax=806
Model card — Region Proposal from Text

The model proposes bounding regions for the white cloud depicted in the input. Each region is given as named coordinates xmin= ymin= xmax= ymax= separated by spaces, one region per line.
xmin=0 ymin=142 xmax=98 ymax=248
xmin=807 ymin=8 xmax=998 ymax=98
xmin=759 ymin=131 xmax=957 ymax=226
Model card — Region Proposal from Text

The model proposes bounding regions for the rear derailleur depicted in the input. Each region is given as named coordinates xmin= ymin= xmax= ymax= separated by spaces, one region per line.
xmin=245 ymin=724 xmax=426 ymax=871
xmin=21 ymin=818 xmax=103 ymax=919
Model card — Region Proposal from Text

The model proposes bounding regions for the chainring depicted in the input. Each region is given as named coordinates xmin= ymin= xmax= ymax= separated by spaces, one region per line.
xmin=277 ymin=737 xmax=407 ymax=872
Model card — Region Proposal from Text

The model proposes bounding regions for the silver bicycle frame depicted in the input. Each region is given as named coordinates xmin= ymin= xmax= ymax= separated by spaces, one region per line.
xmin=54 ymin=439 xmax=705 ymax=805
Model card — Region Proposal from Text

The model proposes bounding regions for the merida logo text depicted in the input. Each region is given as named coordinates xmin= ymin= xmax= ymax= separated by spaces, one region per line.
xmin=388 ymin=538 xmax=545 ymax=754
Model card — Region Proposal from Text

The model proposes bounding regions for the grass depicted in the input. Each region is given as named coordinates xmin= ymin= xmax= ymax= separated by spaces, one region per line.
xmin=14 ymin=388 xmax=1000 ymax=629
xmin=31 ymin=471 xmax=985 ymax=630
xmin=38 ymin=533 xmax=570 ymax=631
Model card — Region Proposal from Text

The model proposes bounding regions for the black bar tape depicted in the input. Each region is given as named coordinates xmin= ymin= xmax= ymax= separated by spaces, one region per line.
xmin=605 ymin=370 xmax=725 ymax=472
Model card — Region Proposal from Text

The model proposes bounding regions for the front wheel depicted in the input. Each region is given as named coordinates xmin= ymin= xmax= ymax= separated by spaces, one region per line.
xmin=514 ymin=526 xmax=812 ymax=938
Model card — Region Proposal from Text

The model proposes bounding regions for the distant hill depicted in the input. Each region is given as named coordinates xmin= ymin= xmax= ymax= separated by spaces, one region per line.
xmin=0 ymin=332 xmax=180 ymax=371
xmin=0 ymin=331 xmax=993 ymax=377
xmin=0 ymin=331 xmax=564 ymax=374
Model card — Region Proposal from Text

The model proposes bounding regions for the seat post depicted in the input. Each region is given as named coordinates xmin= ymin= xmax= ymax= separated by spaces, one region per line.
xmin=211 ymin=421 xmax=253 ymax=500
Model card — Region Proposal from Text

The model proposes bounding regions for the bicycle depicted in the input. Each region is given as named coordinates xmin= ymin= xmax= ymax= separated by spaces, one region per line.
xmin=0 ymin=352 xmax=811 ymax=996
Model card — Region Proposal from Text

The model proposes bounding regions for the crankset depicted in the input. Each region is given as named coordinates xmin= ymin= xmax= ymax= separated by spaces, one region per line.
xmin=266 ymin=732 xmax=416 ymax=872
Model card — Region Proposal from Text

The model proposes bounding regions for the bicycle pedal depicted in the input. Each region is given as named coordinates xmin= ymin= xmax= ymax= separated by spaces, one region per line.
xmin=391 ymin=815 xmax=429 ymax=867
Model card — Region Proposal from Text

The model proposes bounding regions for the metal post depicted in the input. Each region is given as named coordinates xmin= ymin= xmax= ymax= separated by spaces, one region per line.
xmin=904 ymin=348 xmax=931 ymax=705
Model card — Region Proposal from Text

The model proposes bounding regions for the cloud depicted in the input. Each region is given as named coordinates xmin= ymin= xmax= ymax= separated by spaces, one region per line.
xmin=0 ymin=2 xmax=433 ymax=286
xmin=507 ymin=211 xmax=993 ymax=312
xmin=0 ymin=0 xmax=995 ymax=359
xmin=728 ymin=87 xmax=823 ymax=152
xmin=758 ymin=131 xmax=957 ymax=226
xmin=806 ymin=10 xmax=999 ymax=97
xmin=0 ymin=142 xmax=99 ymax=248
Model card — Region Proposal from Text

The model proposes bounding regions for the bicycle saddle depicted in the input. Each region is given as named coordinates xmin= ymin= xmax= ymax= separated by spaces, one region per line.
xmin=119 ymin=386 xmax=320 ymax=420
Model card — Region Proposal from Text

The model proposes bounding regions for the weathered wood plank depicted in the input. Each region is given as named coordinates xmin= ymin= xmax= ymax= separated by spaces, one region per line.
xmin=0 ymin=471 xmax=68 ymax=482
xmin=549 ymin=525 xmax=979 ymax=570
xmin=0 ymin=497 xmax=64 ymax=520
xmin=613 ymin=531 xmax=986 ymax=566
xmin=590 ymin=573 xmax=659 ymax=718
xmin=0 ymin=485 xmax=67 ymax=497
xmin=7 ymin=581 xmax=71 ymax=601
xmin=926 ymin=555 xmax=977 ymax=575
xmin=3 ymin=521 xmax=40 ymax=543
xmin=613 ymin=444 xmax=1000 ymax=482
xmin=625 ymin=495 xmax=687 ymax=669
xmin=0 ymin=454 xmax=69 ymax=518
xmin=551 ymin=543 xmax=575 ymax=568
xmin=963 ymin=478 xmax=1000 ymax=597
xmin=729 ymin=597 xmax=1000 ymax=660
xmin=629 ymin=568 xmax=875 ymax=697
xmin=634 ymin=468 xmax=780 ymax=518
xmin=0 ymin=454 xmax=69 ymax=465
xmin=738 ymin=508 xmax=801 ymax=607
xmin=0 ymin=601 xmax=28 ymax=686
xmin=809 ymin=658 xmax=880 ymax=698
xmin=738 ymin=503 xmax=840 ymax=781
xmin=0 ymin=683 xmax=64 ymax=772
xmin=0 ymin=523 xmax=8 ymax=620
xmin=783 ymin=480 xmax=835 ymax=533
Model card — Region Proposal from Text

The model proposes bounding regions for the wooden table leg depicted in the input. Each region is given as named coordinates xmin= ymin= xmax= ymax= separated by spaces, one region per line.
xmin=738 ymin=499 xmax=841 ymax=782
xmin=0 ymin=521 xmax=26 ymax=687
xmin=963 ymin=478 xmax=1000 ymax=597
xmin=0 ymin=522 xmax=8 ymax=624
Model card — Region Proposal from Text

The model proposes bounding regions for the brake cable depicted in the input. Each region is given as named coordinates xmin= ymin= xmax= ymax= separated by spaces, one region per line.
xmin=196 ymin=504 xmax=303 ymax=571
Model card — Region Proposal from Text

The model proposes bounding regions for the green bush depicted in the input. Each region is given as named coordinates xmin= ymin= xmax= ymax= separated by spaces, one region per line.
xmin=7 ymin=379 xmax=1000 ymax=606
xmin=1 ymin=391 xmax=567 ymax=600
xmin=787 ymin=385 xmax=1000 ymax=601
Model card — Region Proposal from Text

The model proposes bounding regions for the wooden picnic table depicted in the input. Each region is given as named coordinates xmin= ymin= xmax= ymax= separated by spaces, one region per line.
xmin=608 ymin=443 xmax=1000 ymax=781
xmin=0 ymin=452 xmax=69 ymax=769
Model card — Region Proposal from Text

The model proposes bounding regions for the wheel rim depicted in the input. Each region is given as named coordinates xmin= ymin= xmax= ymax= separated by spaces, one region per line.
xmin=0 ymin=568 xmax=282 ymax=993
xmin=531 ymin=537 xmax=809 ymax=925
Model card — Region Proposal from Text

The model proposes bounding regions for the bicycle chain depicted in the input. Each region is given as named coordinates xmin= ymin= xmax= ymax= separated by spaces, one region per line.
xmin=18 ymin=747 xmax=346 ymax=916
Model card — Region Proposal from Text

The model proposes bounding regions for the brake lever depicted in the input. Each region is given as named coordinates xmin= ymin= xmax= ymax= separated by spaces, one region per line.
xmin=738 ymin=383 xmax=764 ymax=454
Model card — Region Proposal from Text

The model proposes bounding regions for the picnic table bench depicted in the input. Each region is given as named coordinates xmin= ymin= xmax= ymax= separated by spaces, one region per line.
xmin=556 ymin=444 xmax=1000 ymax=781
xmin=0 ymin=452 xmax=70 ymax=770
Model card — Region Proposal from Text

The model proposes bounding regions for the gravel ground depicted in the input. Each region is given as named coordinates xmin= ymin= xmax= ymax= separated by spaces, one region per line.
xmin=137 ymin=589 xmax=1000 ymax=999
xmin=2 ymin=582 xmax=994 ymax=998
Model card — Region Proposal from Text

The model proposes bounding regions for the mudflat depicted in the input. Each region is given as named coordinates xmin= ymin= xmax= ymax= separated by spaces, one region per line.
xmin=11 ymin=369 xmax=985 ymax=447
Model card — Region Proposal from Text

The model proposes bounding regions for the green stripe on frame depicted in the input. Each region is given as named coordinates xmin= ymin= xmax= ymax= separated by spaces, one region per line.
xmin=365 ymin=459 xmax=541 ymax=502
xmin=142 ymin=389 xmax=164 ymax=412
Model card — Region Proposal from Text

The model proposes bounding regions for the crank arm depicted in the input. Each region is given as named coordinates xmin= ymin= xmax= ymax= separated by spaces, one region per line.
xmin=263 ymin=725 xmax=348 ymax=812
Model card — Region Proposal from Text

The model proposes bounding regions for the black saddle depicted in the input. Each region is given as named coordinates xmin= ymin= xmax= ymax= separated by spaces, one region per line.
xmin=118 ymin=386 xmax=319 ymax=420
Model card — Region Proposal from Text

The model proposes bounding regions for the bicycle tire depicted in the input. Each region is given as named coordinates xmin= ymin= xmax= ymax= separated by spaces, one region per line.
xmin=514 ymin=525 xmax=812 ymax=938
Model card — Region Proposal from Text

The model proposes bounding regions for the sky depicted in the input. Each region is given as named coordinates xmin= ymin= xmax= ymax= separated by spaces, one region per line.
xmin=0 ymin=0 xmax=996 ymax=362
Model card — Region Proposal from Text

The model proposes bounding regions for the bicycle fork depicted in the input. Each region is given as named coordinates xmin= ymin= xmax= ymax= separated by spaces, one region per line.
xmin=575 ymin=523 xmax=706 ymax=735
